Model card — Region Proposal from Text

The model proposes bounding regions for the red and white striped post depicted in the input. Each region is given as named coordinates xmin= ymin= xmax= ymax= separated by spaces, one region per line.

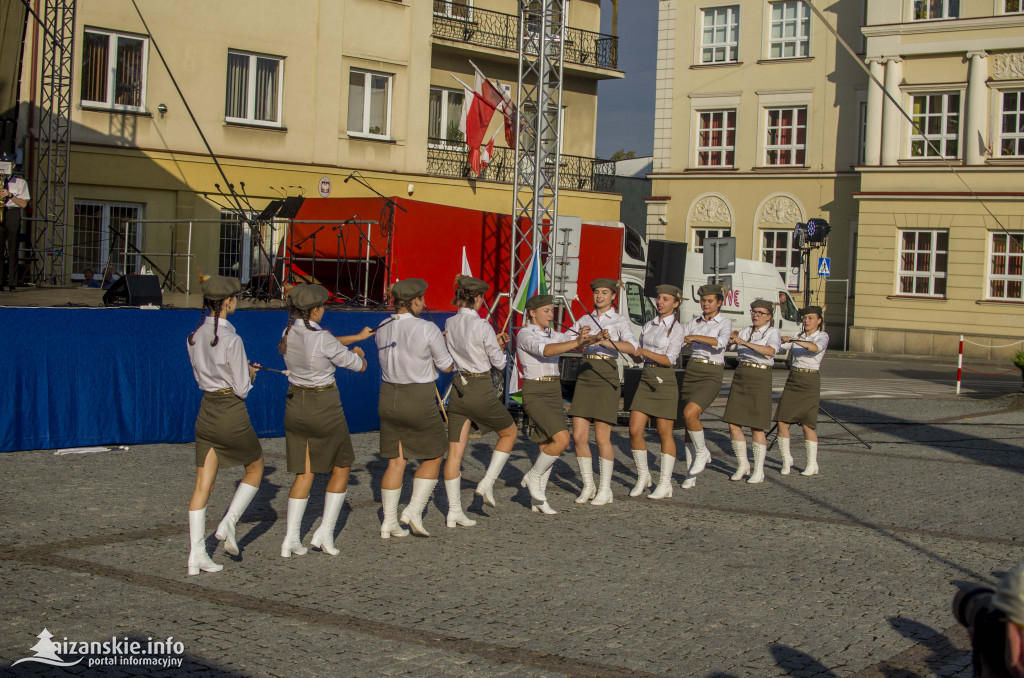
xmin=956 ymin=335 xmax=964 ymax=395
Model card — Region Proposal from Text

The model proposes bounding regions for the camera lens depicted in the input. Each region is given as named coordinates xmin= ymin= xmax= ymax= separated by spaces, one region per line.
xmin=953 ymin=584 xmax=995 ymax=628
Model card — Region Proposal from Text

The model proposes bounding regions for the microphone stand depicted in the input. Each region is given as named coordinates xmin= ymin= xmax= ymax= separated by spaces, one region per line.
xmin=329 ymin=216 xmax=358 ymax=304
xmin=344 ymin=171 xmax=404 ymax=305
xmin=292 ymin=225 xmax=326 ymax=283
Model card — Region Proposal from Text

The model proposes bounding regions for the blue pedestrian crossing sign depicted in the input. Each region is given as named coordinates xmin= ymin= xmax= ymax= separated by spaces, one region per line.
xmin=817 ymin=257 xmax=831 ymax=277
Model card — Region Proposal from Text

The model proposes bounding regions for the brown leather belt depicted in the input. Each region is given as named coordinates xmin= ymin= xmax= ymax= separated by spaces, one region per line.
xmin=291 ymin=383 xmax=337 ymax=392
xmin=791 ymin=367 xmax=819 ymax=373
xmin=461 ymin=371 xmax=491 ymax=378
xmin=738 ymin=362 xmax=769 ymax=370
xmin=205 ymin=388 xmax=234 ymax=396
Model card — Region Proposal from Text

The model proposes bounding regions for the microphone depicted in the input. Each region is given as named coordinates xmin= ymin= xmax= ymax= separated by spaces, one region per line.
xmin=344 ymin=172 xmax=355 ymax=183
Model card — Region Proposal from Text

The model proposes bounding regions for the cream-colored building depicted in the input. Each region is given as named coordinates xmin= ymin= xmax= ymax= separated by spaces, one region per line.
xmin=646 ymin=0 xmax=866 ymax=340
xmin=16 ymin=0 xmax=622 ymax=286
xmin=852 ymin=0 xmax=1024 ymax=360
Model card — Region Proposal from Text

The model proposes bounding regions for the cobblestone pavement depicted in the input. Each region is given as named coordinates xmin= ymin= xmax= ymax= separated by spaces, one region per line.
xmin=1 ymin=394 xmax=1022 ymax=677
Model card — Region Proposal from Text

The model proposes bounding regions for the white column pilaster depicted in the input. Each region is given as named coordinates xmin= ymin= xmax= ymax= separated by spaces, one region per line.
xmin=965 ymin=51 xmax=989 ymax=165
xmin=865 ymin=58 xmax=884 ymax=166
xmin=880 ymin=57 xmax=903 ymax=166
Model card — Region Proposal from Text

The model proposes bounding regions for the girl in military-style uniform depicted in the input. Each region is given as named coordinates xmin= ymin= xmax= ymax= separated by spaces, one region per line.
xmin=569 ymin=278 xmax=637 ymax=506
xmin=627 ymin=284 xmax=685 ymax=499
xmin=443 ymin=275 xmax=517 ymax=525
xmin=278 ymin=284 xmax=371 ymax=557
xmin=518 ymin=294 xmax=602 ymax=513
xmin=679 ymin=284 xmax=733 ymax=487
xmin=375 ymin=279 xmax=454 ymax=537
xmin=774 ymin=306 xmax=830 ymax=476
xmin=184 ymin=275 xmax=264 ymax=576
xmin=723 ymin=300 xmax=782 ymax=484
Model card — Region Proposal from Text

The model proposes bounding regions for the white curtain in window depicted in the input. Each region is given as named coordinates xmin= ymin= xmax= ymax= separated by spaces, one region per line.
xmin=348 ymin=71 xmax=365 ymax=133
xmin=226 ymin=53 xmax=249 ymax=118
xmin=369 ymin=74 xmax=389 ymax=134
xmin=428 ymin=89 xmax=442 ymax=138
xmin=446 ymin=91 xmax=463 ymax=141
xmin=254 ymin=57 xmax=278 ymax=122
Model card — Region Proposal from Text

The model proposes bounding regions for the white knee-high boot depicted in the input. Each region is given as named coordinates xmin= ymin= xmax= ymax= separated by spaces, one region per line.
xmin=187 ymin=508 xmax=222 ymax=576
xmin=281 ymin=497 xmax=308 ymax=558
xmin=380 ymin=488 xmax=409 ymax=538
xmin=729 ymin=440 xmax=749 ymax=481
xmin=747 ymin=443 xmax=766 ymax=484
xmin=649 ymin=453 xmax=675 ymax=499
xmin=400 ymin=477 xmax=438 ymax=536
xmin=522 ymin=453 xmax=557 ymax=503
xmin=630 ymin=449 xmax=652 ymax=497
xmin=801 ymin=440 xmax=819 ymax=476
xmin=681 ymin=445 xmax=697 ymax=489
xmin=445 ymin=476 xmax=477 ymax=528
xmin=575 ymin=455 xmax=596 ymax=503
xmin=475 ymin=450 xmax=510 ymax=507
xmin=531 ymin=468 xmax=557 ymax=515
xmin=310 ymin=491 xmax=346 ymax=555
xmin=779 ymin=437 xmax=793 ymax=475
xmin=215 ymin=482 xmax=258 ymax=556
xmin=590 ymin=458 xmax=615 ymax=505
xmin=687 ymin=429 xmax=712 ymax=475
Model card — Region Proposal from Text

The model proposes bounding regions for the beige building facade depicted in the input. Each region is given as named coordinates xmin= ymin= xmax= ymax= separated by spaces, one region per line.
xmin=646 ymin=0 xmax=866 ymax=341
xmin=16 ymin=0 xmax=622 ymax=287
xmin=852 ymin=0 xmax=1024 ymax=360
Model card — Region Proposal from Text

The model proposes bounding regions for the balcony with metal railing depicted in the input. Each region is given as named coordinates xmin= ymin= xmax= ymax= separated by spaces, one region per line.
xmin=431 ymin=1 xmax=619 ymax=73
xmin=426 ymin=138 xmax=616 ymax=193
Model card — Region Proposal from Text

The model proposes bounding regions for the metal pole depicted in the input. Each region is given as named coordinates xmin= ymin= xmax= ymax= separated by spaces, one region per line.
xmin=843 ymin=278 xmax=849 ymax=351
xmin=363 ymin=223 xmax=372 ymax=303
xmin=186 ymin=221 xmax=193 ymax=295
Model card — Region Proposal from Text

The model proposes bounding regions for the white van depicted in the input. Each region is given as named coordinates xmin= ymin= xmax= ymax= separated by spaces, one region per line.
xmin=619 ymin=251 xmax=802 ymax=368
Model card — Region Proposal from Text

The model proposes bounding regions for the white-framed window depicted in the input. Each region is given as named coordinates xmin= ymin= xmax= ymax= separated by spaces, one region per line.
xmin=225 ymin=50 xmax=283 ymax=126
xmin=428 ymin=87 xmax=466 ymax=147
xmin=72 ymin=200 xmax=145 ymax=276
xmin=912 ymin=0 xmax=959 ymax=20
xmin=898 ymin=230 xmax=948 ymax=297
xmin=910 ymin=92 xmax=960 ymax=158
xmin=80 ymin=28 xmax=148 ymax=111
xmin=348 ymin=69 xmax=393 ymax=139
xmin=700 ymin=6 xmax=740 ymax=64
xmin=768 ymin=1 xmax=810 ymax=59
xmin=693 ymin=228 xmax=732 ymax=253
xmin=999 ymin=90 xmax=1024 ymax=157
xmin=218 ymin=211 xmax=256 ymax=281
xmin=696 ymin=110 xmax=736 ymax=167
xmin=764 ymin=106 xmax=807 ymax=166
xmin=433 ymin=0 xmax=472 ymax=20
xmin=1007 ymin=0 xmax=1024 ymax=13
xmin=762 ymin=229 xmax=802 ymax=289
xmin=988 ymin=231 xmax=1024 ymax=301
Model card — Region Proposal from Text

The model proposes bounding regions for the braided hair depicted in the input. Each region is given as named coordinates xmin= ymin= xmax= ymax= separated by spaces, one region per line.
xmin=452 ymin=274 xmax=477 ymax=308
xmin=187 ymin=298 xmax=227 ymax=347
xmin=277 ymin=302 xmax=321 ymax=355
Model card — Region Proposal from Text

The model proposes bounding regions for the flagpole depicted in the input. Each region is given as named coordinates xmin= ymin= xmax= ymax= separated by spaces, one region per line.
xmin=449 ymin=73 xmax=473 ymax=91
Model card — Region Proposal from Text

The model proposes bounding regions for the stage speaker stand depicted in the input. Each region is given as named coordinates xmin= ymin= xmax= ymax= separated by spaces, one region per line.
xmin=644 ymin=239 xmax=688 ymax=297
xmin=102 ymin=274 xmax=163 ymax=307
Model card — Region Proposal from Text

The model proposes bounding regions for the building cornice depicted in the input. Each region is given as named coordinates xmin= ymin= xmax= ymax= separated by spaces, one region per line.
xmin=863 ymin=14 xmax=1024 ymax=38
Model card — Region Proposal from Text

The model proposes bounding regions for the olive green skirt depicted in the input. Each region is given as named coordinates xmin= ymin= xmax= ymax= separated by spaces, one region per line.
xmin=378 ymin=382 xmax=447 ymax=460
xmin=523 ymin=379 xmax=568 ymax=443
xmin=629 ymin=365 xmax=678 ymax=420
xmin=568 ymin=358 xmax=620 ymax=424
xmin=284 ymin=383 xmax=355 ymax=473
xmin=194 ymin=391 xmax=262 ymax=468
xmin=447 ymin=373 xmax=515 ymax=442
xmin=774 ymin=370 xmax=821 ymax=429
xmin=680 ymin=360 xmax=725 ymax=412
xmin=722 ymin=363 xmax=773 ymax=431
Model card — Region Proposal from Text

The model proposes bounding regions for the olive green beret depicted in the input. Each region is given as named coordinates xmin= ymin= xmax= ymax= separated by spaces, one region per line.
xmin=800 ymin=305 xmax=824 ymax=317
xmin=391 ymin=278 xmax=428 ymax=302
xmin=697 ymin=284 xmax=723 ymax=298
xmin=750 ymin=299 xmax=774 ymax=313
xmin=655 ymin=284 xmax=682 ymax=298
xmin=457 ymin=276 xmax=489 ymax=295
xmin=590 ymin=278 xmax=619 ymax=292
xmin=288 ymin=283 xmax=329 ymax=310
xmin=524 ymin=294 xmax=554 ymax=312
xmin=201 ymin=275 xmax=241 ymax=301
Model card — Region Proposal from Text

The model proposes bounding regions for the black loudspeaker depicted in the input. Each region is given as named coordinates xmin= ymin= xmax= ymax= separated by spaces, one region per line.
xmin=644 ymin=239 xmax=688 ymax=297
xmin=102 ymin=274 xmax=163 ymax=307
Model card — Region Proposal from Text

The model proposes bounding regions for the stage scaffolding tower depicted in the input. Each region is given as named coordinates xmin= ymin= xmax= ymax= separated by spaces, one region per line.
xmin=509 ymin=0 xmax=566 ymax=309
xmin=32 ymin=0 xmax=76 ymax=285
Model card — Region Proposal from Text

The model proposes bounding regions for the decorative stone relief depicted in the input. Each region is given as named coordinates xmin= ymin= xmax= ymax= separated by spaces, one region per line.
xmin=759 ymin=196 xmax=801 ymax=224
xmin=993 ymin=53 xmax=1024 ymax=80
xmin=691 ymin=196 xmax=730 ymax=224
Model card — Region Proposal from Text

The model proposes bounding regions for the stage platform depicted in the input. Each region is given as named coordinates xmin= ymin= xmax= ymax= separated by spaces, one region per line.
xmin=0 ymin=288 xmax=452 ymax=453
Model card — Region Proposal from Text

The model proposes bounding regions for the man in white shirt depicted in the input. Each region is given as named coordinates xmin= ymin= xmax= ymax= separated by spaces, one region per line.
xmin=0 ymin=157 xmax=30 ymax=291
